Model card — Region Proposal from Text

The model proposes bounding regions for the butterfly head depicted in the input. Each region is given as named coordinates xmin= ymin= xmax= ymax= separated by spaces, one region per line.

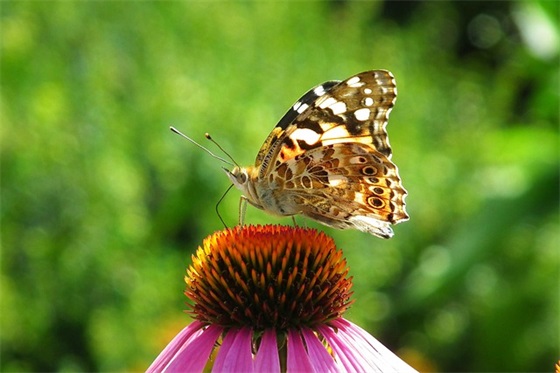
xmin=224 ymin=166 xmax=248 ymax=186
xmin=223 ymin=166 xmax=259 ymax=205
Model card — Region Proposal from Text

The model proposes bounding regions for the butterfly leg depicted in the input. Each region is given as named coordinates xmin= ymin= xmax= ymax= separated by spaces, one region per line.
xmin=215 ymin=184 xmax=234 ymax=228
xmin=291 ymin=216 xmax=298 ymax=226
xmin=238 ymin=196 xmax=248 ymax=226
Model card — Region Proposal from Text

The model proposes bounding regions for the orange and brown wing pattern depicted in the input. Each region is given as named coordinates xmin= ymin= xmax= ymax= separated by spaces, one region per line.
xmin=255 ymin=70 xmax=397 ymax=180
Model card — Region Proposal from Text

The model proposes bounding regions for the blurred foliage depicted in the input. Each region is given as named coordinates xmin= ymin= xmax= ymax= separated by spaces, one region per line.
xmin=1 ymin=1 xmax=558 ymax=372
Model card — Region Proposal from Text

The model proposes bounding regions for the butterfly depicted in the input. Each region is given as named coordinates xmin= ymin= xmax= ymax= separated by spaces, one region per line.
xmin=221 ymin=70 xmax=409 ymax=239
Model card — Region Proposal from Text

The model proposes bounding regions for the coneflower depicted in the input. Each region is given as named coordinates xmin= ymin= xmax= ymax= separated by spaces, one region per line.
xmin=147 ymin=225 xmax=417 ymax=372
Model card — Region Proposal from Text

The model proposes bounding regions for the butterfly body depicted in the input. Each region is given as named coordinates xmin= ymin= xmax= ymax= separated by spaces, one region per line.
xmin=226 ymin=70 xmax=408 ymax=239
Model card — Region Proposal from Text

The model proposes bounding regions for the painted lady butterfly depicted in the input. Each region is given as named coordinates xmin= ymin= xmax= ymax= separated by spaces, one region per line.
xmin=225 ymin=70 xmax=408 ymax=238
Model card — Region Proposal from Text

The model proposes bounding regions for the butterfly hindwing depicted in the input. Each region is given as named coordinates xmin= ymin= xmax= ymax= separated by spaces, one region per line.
xmin=272 ymin=141 xmax=407 ymax=237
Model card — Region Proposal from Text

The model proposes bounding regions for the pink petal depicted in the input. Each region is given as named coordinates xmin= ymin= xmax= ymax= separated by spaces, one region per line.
xmin=286 ymin=329 xmax=314 ymax=372
xmin=212 ymin=327 xmax=254 ymax=372
xmin=147 ymin=321 xmax=206 ymax=373
xmin=164 ymin=324 xmax=223 ymax=373
xmin=300 ymin=327 xmax=341 ymax=373
xmin=331 ymin=319 xmax=417 ymax=373
xmin=254 ymin=329 xmax=280 ymax=373
xmin=318 ymin=324 xmax=365 ymax=372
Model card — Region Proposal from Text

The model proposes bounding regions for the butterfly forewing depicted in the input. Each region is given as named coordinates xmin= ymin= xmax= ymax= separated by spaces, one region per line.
xmin=254 ymin=80 xmax=340 ymax=174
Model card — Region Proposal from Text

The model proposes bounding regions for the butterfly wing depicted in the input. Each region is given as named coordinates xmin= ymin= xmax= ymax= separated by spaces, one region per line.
xmin=250 ymin=70 xmax=407 ymax=237
xmin=280 ymin=142 xmax=407 ymax=238
xmin=253 ymin=79 xmax=341 ymax=175
xmin=255 ymin=70 xmax=397 ymax=174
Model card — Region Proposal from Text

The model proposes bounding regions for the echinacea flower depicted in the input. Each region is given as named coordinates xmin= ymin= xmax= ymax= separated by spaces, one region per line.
xmin=147 ymin=225 xmax=417 ymax=372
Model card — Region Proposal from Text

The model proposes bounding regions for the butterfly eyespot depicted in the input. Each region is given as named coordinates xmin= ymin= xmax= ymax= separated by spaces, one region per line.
xmin=368 ymin=196 xmax=384 ymax=208
xmin=373 ymin=187 xmax=384 ymax=195
xmin=361 ymin=166 xmax=377 ymax=176
xmin=368 ymin=177 xmax=380 ymax=184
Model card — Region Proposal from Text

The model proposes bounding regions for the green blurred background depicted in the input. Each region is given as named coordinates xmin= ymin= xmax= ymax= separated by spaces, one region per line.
xmin=1 ymin=1 xmax=558 ymax=372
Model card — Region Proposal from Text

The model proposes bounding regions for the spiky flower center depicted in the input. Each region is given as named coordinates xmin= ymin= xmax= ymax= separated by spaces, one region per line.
xmin=185 ymin=225 xmax=353 ymax=330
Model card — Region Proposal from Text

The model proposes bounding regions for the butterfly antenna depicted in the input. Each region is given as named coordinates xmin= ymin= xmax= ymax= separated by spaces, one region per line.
xmin=205 ymin=133 xmax=240 ymax=168
xmin=170 ymin=126 xmax=234 ymax=167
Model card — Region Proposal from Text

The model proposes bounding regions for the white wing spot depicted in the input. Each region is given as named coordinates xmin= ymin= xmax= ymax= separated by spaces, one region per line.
xmin=313 ymin=85 xmax=326 ymax=96
xmin=317 ymin=96 xmax=337 ymax=109
xmin=364 ymin=97 xmax=374 ymax=106
xmin=296 ymin=103 xmax=309 ymax=113
xmin=364 ymin=88 xmax=372 ymax=94
xmin=329 ymin=101 xmax=347 ymax=115
xmin=346 ymin=76 xmax=360 ymax=86
xmin=317 ymin=96 xmax=346 ymax=114
xmin=290 ymin=128 xmax=321 ymax=145
xmin=347 ymin=76 xmax=365 ymax=88
xmin=354 ymin=108 xmax=370 ymax=121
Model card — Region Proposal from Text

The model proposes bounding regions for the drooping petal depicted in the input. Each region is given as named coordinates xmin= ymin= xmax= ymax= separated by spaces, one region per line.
xmin=330 ymin=319 xmax=418 ymax=373
xmin=212 ymin=327 xmax=254 ymax=373
xmin=287 ymin=329 xmax=315 ymax=372
xmin=147 ymin=321 xmax=206 ymax=373
xmin=301 ymin=327 xmax=341 ymax=373
xmin=163 ymin=324 xmax=223 ymax=373
xmin=318 ymin=324 xmax=365 ymax=372
xmin=254 ymin=329 xmax=280 ymax=373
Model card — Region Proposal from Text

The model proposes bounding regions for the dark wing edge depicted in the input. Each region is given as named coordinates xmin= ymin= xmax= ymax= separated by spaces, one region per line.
xmin=253 ymin=79 xmax=340 ymax=173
